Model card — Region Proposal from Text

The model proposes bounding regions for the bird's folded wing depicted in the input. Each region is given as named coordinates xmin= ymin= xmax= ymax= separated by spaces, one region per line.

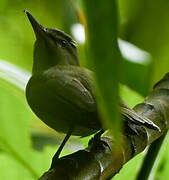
xmin=43 ymin=71 xmax=97 ymax=112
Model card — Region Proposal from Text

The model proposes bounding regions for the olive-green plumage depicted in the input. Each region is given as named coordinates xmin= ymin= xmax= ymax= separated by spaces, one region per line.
xmin=26 ymin=65 xmax=101 ymax=136
xmin=25 ymin=11 xmax=159 ymax=140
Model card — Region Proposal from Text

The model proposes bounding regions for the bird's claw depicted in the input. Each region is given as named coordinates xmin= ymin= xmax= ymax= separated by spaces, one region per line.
xmin=89 ymin=130 xmax=111 ymax=152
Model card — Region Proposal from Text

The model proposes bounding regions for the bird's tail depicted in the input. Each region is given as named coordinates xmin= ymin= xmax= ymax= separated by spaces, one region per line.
xmin=121 ymin=107 xmax=160 ymax=131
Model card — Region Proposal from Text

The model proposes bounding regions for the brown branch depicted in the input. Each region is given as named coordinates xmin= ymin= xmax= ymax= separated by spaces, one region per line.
xmin=39 ymin=73 xmax=169 ymax=180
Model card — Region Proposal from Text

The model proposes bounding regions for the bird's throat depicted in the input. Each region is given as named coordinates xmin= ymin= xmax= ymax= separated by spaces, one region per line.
xmin=32 ymin=39 xmax=79 ymax=74
xmin=33 ymin=39 xmax=64 ymax=74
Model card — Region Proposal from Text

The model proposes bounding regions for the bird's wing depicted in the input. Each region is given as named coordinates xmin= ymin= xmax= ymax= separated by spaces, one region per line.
xmin=42 ymin=68 xmax=97 ymax=112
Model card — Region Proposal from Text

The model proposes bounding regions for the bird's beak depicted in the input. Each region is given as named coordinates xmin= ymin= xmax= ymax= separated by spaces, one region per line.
xmin=24 ymin=10 xmax=46 ymax=38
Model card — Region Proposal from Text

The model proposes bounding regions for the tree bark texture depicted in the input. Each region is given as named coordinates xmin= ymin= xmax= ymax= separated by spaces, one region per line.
xmin=39 ymin=73 xmax=169 ymax=180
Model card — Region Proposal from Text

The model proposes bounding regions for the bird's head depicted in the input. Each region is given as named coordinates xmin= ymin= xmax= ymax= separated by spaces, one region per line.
xmin=25 ymin=10 xmax=79 ymax=74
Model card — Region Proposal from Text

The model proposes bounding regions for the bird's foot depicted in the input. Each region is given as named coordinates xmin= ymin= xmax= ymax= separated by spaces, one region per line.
xmin=89 ymin=129 xmax=111 ymax=152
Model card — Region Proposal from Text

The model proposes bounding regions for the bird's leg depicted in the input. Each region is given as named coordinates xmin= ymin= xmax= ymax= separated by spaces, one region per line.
xmin=50 ymin=128 xmax=73 ymax=169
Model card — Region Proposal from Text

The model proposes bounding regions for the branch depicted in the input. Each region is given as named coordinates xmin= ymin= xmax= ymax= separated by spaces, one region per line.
xmin=38 ymin=73 xmax=169 ymax=180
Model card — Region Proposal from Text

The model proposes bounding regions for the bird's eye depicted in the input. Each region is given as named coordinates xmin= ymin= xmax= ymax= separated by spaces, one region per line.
xmin=61 ymin=40 xmax=67 ymax=48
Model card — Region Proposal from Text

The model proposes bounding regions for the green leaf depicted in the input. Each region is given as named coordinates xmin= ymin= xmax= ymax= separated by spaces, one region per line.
xmin=113 ymin=152 xmax=145 ymax=180
xmin=0 ymin=84 xmax=44 ymax=179
xmin=83 ymin=0 xmax=122 ymax=138
xmin=0 ymin=62 xmax=51 ymax=179
xmin=153 ymin=132 xmax=169 ymax=179
xmin=0 ymin=153 xmax=35 ymax=180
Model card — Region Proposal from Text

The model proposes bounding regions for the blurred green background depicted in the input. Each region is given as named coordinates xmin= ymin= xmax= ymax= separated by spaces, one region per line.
xmin=0 ymin=0 xmax=169 ymax=179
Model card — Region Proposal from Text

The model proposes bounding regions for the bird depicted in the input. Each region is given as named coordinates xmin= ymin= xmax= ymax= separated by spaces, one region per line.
xmin=24 ymin=10 xmax=160 ymax=168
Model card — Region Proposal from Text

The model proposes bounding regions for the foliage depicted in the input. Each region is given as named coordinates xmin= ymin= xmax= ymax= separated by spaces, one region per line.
xmin=0 ymin=0 xmax=168 ymax=179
